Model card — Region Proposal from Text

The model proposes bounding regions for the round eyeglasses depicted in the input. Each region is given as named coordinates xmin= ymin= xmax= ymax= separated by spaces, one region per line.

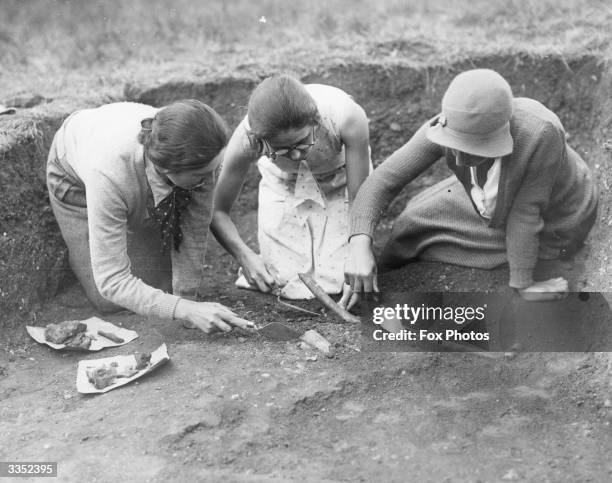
xmin=259 ymin=125 xmax=316 ymax=161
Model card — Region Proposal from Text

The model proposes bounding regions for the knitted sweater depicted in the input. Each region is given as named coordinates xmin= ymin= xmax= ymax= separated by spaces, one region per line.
xmin=53 ymin=102 xmax=213 ymax=319
xmin=350 ymin=98 xmax=598 ymax=288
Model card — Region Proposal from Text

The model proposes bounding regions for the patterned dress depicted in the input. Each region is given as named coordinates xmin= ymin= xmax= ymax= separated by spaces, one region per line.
xmin=237 ymin=84 xmax=371 ymax=299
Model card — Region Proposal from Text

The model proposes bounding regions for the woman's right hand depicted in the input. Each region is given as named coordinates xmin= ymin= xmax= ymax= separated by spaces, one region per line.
xmin=239 ymin=252 xmax=277 ymax=292
xmin=343 ymin=234 xmax=379 ymax=300
xmin=174 ymin=299 xmax=254 ymax=333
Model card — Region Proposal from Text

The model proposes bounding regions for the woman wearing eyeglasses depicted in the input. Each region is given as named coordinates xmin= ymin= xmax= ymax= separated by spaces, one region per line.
xmin=46 ymin=100 xmax=252 ymax=332
xmin=211 ymin=74 xmax=371 ymax=301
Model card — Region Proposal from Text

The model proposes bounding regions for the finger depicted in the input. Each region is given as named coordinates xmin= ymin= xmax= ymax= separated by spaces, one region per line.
xmin=212 ymin=302 xmax=237 ymax=314
xmin=362 ymin=275 xmax=374 ymax=294
xmin=226 ymin=315 xmax=255 ymax=330
xmin=254 ymin=276 xmax=272 ymax=293
xmin=353 ymin=278 xmax=364 ymax=295
xmin=196 ymin=322 xmax=213 ymax=334
xmin=261 ymin=270 xmax=276 ymax=287
xmin=213 ymin=319 xmax=232 ymax=333
xmin=338 ymin=286 xmax=351 ymax=309
xmin=373 ymin=274 xmax=380 ymax=293
xmin=349 ymin=274 xmax=356 ymax=292
xmin=264 ymin=263 xmax=281 ymax=285
xmin=344 ymin=272 xmax=351 ymax=285
xmin=347 ymin=292 xmax=360 ymax=311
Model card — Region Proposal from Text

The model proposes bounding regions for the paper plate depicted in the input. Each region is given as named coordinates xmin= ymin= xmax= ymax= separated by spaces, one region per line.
xmin=76 ymin=344 xmax=169 ymax=394
xmin=26 ymin=317 xmax=138 ymax=351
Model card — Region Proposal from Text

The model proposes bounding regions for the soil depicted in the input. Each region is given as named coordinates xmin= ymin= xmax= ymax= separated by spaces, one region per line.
xmin=1 ymin=51 xmax=612 ymax=482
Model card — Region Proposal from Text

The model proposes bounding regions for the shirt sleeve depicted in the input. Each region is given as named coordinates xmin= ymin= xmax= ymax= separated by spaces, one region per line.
xmin=170 ymin=171 xmax=215 ymax=299
xmin=506 ymin=123 xmax=563 ymax=289
xmin=349 ymin=121 xmax=444 ymax=237
xmin=87 ymin=172 xmax=181 ymax=319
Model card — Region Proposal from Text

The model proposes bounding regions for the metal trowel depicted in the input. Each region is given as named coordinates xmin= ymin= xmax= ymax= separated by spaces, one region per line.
xmin=254 ymin=322 xmax=301 ymax=341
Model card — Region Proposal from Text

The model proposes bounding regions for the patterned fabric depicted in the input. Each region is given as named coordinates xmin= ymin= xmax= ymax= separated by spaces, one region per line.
xmin=149 ymin=184 xmax=193 ymax=253
xmin=235 ymin=84 xmax=368 ymax=299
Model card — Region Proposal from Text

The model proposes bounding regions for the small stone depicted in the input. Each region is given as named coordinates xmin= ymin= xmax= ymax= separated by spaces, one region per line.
xmin=261 ymin=373 xmax=271 ymax=378
xmin=230 ymin=394 xmax=239 ymax=400
xmin=390 ymin=122 xmax=402 ymax=132
xmin=306 ymin=356 xmax=318 ymax=362
xmin=501 ymin=469 xmax=521 ymax=480
xmin=604 ymin=399 xmax=611 ymax=408
xmin=238 ymin=337 xmax=246 ymax=343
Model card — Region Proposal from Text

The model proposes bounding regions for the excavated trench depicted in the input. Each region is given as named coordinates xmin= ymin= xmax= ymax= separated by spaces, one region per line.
xmin=1 ymin=53 xmax=611 ymax=331
xmin=1 ymin=53 xmax=611 ymax=480
xmin=2 ymin=53 xmax=611 ymax=314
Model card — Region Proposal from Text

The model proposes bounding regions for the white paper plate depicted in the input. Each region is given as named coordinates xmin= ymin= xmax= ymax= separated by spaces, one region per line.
xmin=76 ymin=344 xmax=169 ymax=394
xmin=27 ymin=317 xmax=138 ymax=351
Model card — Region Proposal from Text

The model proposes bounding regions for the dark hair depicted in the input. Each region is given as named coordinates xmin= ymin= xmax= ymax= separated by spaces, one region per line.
xmin=247 ymin=74 xmax=319 ymax=144
xmin=138 ymin=99 xmax=229 ymax=171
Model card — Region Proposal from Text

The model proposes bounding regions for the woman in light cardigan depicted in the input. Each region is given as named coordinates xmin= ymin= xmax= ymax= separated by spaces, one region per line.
xmin=344 ymin=69 xmax=598 ymax=304
xmin=47 ymin=100 xmax=252 ymax=333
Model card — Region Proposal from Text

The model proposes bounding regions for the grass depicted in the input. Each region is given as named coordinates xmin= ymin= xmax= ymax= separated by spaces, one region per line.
xmin=1 ymin=0 xmax=612 ymax=99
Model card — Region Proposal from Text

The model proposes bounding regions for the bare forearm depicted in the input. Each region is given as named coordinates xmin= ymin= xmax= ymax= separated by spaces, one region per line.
xmin=210 ymin=211 xmax=255 ymax=263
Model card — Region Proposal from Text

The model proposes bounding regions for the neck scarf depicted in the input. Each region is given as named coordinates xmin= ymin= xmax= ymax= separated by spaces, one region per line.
xmin=150 ymin=183 xmax=193 ymax=253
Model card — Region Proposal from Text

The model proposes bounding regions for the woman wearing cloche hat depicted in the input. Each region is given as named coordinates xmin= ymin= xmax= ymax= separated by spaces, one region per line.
xmin=344 ymin=68 xmax=598 ymax=303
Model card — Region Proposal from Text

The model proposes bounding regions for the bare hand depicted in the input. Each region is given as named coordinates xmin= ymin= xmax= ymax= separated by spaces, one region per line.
xmin=338 ymin=283 xmax=360 ymax=311
xmin=239 ymin=252 xmax=276 ymax=292
xmin=175 ymin=299 xmax=254 ymax=333
xmin=518 ymin=277 xmax=569 ymax=302
xmin=343 ymin=234 xmax=379 ymax=304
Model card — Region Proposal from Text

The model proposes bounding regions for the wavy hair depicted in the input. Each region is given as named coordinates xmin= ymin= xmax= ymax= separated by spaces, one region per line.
xmin=138 ymin=99 xmax=228 ymax=171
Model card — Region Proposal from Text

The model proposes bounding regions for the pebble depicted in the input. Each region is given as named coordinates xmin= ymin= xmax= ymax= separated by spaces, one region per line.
xmin=604 ymin=399 xmax=611 ymax=408
xmin=261 ymin=373 xmax=271 ymax=378
xmin=501 ymin=469 xmax=520 ymax=481
xmin=230 ymin=394 xmax=240 ymax=400
xmin=238 ymin=337 xmax=246 ymax=343
xmin=306 ymin=356 xmax=318 ymax=362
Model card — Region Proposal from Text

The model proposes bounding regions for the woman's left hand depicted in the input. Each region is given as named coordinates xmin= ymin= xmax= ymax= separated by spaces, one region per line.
xmin=518 ymin=277 xmax=569 ymax=301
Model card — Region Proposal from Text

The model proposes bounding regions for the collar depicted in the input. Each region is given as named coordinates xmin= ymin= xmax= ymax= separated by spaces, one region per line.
xmin=143 ymin=147 xmax=173 ymax=206
xmin=143 ymin=147 xmax=224 ymax=205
